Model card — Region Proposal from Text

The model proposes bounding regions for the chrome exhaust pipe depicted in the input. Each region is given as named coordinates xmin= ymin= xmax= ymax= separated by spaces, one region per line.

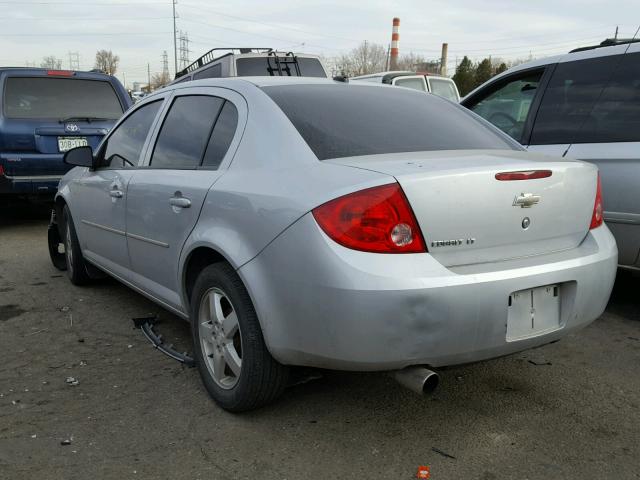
xmin=393 ymin=366 xmax=439 ymax=395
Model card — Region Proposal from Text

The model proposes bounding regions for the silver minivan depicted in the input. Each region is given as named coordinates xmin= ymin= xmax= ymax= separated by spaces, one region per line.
xmin=462 ymin=39 xmax=640 ymax=270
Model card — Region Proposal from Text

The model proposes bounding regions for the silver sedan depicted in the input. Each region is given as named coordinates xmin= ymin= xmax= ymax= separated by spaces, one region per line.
xmin=51 ymin=77 xmax=618 ymax=411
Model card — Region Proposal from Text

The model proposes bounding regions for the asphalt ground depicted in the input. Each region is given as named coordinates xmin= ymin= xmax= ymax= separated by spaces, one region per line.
xmin=1 ymin=200 xmax=639 ymax=480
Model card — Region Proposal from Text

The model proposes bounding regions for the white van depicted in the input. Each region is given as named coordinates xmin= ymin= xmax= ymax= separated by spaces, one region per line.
xmin=351 ymin=71 xmax=460 ymax=102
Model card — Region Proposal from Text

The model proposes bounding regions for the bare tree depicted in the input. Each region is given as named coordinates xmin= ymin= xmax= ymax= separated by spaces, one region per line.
xmin=150 ymin=71 xmax=171 ymax=90
xmin=94 ymin=50 xmax=120 ymax=75
xmin=41 ymin=56 xmax=62 ymax=69
xmin=395 ymin=52 xmax=427 ymax=71
xmin=336 ymin=41 xmax=387 ymax=76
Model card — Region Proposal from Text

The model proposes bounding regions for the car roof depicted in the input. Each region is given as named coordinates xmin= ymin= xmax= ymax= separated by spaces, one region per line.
xmin=0 ymin=67 xmax=118 ymax=80
xmin=463 ymin=42 xmax=634 ymax=100
xmin=140 ymin=76 xmax=390 ymax=104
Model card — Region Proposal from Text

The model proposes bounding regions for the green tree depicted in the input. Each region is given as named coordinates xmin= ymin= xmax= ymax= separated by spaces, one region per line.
xmin=474 ymin=58 xmax=493 ymax=87
xmin=494 ymin=62 xmax=508 ymax=75
xmin=452 ymin=56 xmax=475 ymax=96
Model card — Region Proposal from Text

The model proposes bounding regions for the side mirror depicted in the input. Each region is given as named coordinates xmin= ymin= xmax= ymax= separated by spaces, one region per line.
xmin=63 ymin=145 xmax=96 ymax=168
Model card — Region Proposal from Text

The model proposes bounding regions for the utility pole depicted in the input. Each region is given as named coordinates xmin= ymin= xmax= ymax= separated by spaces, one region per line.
xmin=615 ymin=25 xmax=619 ymax=40
xmin=172 ymin=0 xmax=178 ymax=76
xmin=123 ymin=72 xmax=126 ymax=90
xmin=179 ymin=31 xmax=190 ymax=70
xmin=147 ymin=62 xmax=151 ymax=92
xmin=68 ymin=51 xmax=80 ymax=70
xmin=440 ymin=43 xmax=448 ymax=76
xmin=162 ymin=50 xmax=169 ymax=84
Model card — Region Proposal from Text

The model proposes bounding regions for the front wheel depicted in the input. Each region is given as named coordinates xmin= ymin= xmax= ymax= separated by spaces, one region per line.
xmin=191 ymin=263 xmax=289 ymax=412
xmin=62 ymin=205 xmax=91 ymax=286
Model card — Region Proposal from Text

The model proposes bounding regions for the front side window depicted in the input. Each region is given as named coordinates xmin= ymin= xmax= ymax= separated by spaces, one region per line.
xmin=150 ymin=95 xmax=224 ymax=168
xmin=394 ymin=77 xmax=427 ymax=92
xmin=530 ymin=55 xmax=621 ymax=144
xmin=263 ymin=84 xmax=518 ymax=161
xmin=429 ymin=78 xmax=459 ymax=102
xmin=101 ymin=100 xmax=162 ymax=168
xmin=468 ymin=70 xmax=543 ymax=142
xmin=4 ymin=77 xmax=123 ymax=120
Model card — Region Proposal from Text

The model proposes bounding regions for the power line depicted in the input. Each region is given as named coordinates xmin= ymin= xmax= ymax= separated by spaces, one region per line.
xmin=0 ymin=31 xmax=171 ymax=37
xmin=179 ymin=3 xmax=361 ymax=44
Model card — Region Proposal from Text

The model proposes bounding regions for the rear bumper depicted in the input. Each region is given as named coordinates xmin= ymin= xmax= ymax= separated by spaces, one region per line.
xmin=0 ymin=173 xmax=62 ymax=194
xmin=239 ymin=213 xmax=618 ymax=371
xmin=0 ymin=152 xmax=70 ymax=195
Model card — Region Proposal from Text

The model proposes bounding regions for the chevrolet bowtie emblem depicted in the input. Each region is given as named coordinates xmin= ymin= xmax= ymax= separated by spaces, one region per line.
xmin=513 ymin=193 xmax=540 ymax=208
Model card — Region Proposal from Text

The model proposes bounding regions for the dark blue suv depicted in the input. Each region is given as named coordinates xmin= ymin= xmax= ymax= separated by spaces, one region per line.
xmin=0 ymin=68 xmax=131 ymax=197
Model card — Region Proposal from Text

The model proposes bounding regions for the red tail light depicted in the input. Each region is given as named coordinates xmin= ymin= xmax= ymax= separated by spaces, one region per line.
xmin=495 ymin=170 xmax=552 ymax=181
xmin=590 ymin=173 xmax=603 ymax=229
xmin=312 ymin=183 xmax=426 ymax=253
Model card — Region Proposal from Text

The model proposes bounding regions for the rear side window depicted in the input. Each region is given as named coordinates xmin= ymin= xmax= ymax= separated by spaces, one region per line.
xmin=236 ymin=57 xmax=326 ymax=77
xmin=102 ymin=100 xmax=161 ymax=168
xmin=151 ymin=95 xmax=224 ymax=168
xmin=583 ymin=52 xmax=640 ymax=143
xmin=202 ymin=101 xmax=238 ymax=168
xmin=429 ymin=78 xmax=459 ymax=102
xmin=263 ymin=84 xmax=517 ymax=160
xmin=530 ymin=55 xmax=621 ymax=144
xmin=4 ymin=77 xmax=123 ymax=120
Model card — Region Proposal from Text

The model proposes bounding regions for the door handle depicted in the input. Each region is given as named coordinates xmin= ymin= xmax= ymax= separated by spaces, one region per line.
xmin=170 ymin=197 xmax=191 ymax=208
xmin=110 ymin=190 xmax=124 ymax=198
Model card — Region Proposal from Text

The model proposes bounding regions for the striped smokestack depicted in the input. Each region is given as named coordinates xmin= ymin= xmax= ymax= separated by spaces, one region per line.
xmin=390 ymin=17 xmax=400 ymax=70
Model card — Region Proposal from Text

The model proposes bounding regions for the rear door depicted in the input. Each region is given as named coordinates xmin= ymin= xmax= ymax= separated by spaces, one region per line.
xmin=71 ymin=99 xmax=164 ymax=275
xmin=561 ymin=48 xmax=640 ymax=266
xmin=125 ymin=87 xmax=244 ymax=310
xmin=426 ymin=76 xmax=460 ymax=102
xmin=392 ymin=75 xmax=428 ymax=92
xmin=0 ymin=73 xmax=125 ymax=191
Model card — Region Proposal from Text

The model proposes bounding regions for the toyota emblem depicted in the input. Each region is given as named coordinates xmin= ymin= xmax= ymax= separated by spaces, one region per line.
xmin=65 ymin=123 xmax=79 ymax=132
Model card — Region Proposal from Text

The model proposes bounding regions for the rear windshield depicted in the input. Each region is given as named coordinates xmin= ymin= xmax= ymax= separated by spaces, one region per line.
xmin=236 ymin=57 xmax=326 ymax=77
xmin=263 ymin=84 xmax=517 ymax=160
xmin=3 ymin=77 xmax=123 ymax=120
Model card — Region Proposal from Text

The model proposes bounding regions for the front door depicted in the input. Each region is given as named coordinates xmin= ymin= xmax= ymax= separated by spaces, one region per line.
xmin=125 ymin=89 xmax=242 ymax=310
xmin=73 ymin=100 xmax=163 ymax=274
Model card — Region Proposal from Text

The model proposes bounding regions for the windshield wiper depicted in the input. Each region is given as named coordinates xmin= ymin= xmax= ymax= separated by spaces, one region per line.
xmin=58 ymin=116 xmax=111 ymax=123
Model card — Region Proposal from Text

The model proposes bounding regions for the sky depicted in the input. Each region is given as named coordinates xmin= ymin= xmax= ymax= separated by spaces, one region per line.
xmin=0 ymin=0 xmax=637 ymax=88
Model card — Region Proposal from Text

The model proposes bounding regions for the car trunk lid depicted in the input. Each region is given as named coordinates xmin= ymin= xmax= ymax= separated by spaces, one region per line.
xmin=327 ymin=150 xmax=597 ymax=267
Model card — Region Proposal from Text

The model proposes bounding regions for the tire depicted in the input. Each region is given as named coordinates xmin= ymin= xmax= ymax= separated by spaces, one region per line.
xmin=48 ymin=223 xmax=67 ymax=271
xmin=62 ymin=205 xmax=91 ymax=286
xmin=191 ymin=263 xmax=289 ymax=412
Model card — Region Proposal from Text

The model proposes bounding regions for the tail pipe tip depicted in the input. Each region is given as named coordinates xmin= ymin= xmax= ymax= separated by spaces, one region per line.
xmin=393 ymin=366 xmax=439 ymax=395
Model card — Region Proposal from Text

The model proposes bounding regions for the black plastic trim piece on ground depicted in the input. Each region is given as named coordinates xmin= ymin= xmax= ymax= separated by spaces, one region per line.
xmin=132 ymin=315 xmax=195 ymax=367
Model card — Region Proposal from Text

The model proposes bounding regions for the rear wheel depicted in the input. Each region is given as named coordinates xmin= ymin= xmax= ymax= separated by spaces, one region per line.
xmin=62 ymin=206 xmax=91 ymax=286
xmin=191 ymin=263 xmax=289 ymax=412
